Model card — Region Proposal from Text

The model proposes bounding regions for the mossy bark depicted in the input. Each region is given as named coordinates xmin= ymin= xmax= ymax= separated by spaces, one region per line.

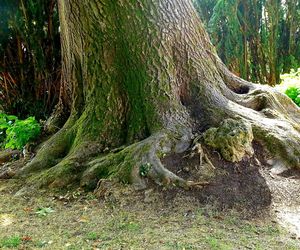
xmin=10 ymin=0 xmax=300 ymax=190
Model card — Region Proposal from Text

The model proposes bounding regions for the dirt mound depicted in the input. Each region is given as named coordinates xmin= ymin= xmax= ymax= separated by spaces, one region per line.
xmin=161 ymin=141 xmax=271 ymax=215
xmin=161 ymin=140 xmax=300 ymax=236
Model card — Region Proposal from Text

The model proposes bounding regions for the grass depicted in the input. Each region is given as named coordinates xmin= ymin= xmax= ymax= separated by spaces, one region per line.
xmin=0 ymin=180 xmax=299 ymax=249
xmin=0 ymin=236 xmax=21 ymax=248
xmin=85 ymin=232 xmax=99 ymax=241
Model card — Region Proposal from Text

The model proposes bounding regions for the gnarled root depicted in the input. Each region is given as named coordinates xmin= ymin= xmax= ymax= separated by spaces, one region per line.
xmin=6 ymin=127 xmax=213 ymax=191
xmin=190 ymin=135 xmax=215 ymax=170
xmin=81 ymin=129 xmax=205 ymax=191
xmin=219 ymin=66 xmax=300 ymax=169
xmin=15 ymin=127 xmax=73 ymax=177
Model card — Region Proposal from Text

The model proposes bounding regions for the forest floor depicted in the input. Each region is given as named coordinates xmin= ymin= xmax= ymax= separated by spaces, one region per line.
xmin=0 ymin=178 xmax=300 ymax=250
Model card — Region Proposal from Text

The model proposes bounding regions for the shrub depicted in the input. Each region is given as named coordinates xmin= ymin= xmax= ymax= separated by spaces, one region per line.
xmin=285 ymin=86 xmax=300 ymax=107
xmin=0 ymin=113 xmax=18 ymax=146
xmin=0 ymin=113 xmax=41 ymax=149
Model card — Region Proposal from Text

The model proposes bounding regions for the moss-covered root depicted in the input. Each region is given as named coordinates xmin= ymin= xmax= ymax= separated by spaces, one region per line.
xmin=252 ymin=120 xmax=300 ymax=168
xmin=203 ymin=118 xmax=254 ymax=162
xmin=25 ymin=141 xmax=105 ymax=188
xmin=18 ymin=129 xmax=194 ymax=190
xmin=238 ymin=87 xmax=300 ymax=168
xmin=80 ymin=130 xmax=199 ymax=191
xmin=218 ymin=67 xmax=300 ymax=169
xmin=14 ymin=127 xmax=73 ymax=177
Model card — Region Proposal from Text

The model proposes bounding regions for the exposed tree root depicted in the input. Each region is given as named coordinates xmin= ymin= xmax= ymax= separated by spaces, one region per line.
xmin=31 ymin=126 xmax=216 ymax=193
xmin=15 ymin=128 xmax=71 ymax=176
xmin=184 ymin=136 xmax=215 ymax=172
xmin=2 ymin=78 xmax=300 ymax=192
xmin=2 ymin=127 xmax=216 ymax=192
xmin=80 ymin=130 xmax=198 ymax=191
xmin=210 ymin=62 xmax=300 ymax=169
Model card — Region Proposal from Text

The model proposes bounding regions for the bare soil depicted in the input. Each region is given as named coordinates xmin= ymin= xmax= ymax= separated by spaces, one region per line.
xmin=162 ymin=141 xmax=271 ymax=216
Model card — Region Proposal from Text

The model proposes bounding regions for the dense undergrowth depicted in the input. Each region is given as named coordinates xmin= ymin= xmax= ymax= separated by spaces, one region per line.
xmin=285 ymin=86 xmax=300 ymax=107
xmin=0 ymin=113 xmax=40 ymax=150
xmin=280 ymin=68 xmax=300 ymax=107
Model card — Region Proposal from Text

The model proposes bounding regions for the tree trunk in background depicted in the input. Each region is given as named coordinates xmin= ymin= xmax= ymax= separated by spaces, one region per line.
xmin=265 ymin=0 xmax=281 ymax=86
xmin=247 ymin=0 xmax=266 ymax=84
xmin=9 ymin=0 xmax=300 ymax=190
xmin=287 ymin=0 xmax=297 ymax=55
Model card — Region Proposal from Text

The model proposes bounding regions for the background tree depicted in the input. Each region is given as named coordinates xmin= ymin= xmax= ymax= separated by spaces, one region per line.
xmin=207 ymin=0 xmax=247 ymax=79
xmin=194 ymin=0 xmax=300 ymax=85
xmin=280 ymin=0 xmax=300 ymax=73
xmin=193 ymin=0 xmax=217 ymax=27
xmin=0 ymin=0 xmax=61 ymax=119
xmin=5 ymin=0 xmax=298 ymax=191
xmin=263 ymin=0 xmax=282 ymax=85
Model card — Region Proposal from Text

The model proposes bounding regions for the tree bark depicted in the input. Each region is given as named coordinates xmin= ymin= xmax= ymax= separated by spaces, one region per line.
xmin=9 ymin=0 xmax=300 ymax=190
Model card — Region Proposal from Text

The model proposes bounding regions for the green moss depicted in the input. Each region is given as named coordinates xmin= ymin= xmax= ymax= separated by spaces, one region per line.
xmin=203 ymin=118 xmax=254 ymax=162
xmin=252 ymin=126 xmax=300 ymax=167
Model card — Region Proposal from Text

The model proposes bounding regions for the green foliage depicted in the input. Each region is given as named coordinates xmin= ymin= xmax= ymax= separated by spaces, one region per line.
xmin=0 ymin=113 xmax=41 ymax=149
xmin=295 ymin=96 xmax=300 ymax=106
xmin=0 ymin=113 xmax=18 ymax=130
xmin=208 ymin=0 xmax=244 ymax=74
xmin=139 ymin=163 xmax=152 ymax=177
xmin=0 ymin=113 xmax=18 ymax=146
xmin=195 ymin=0 xmax=300 ymax=85
xmin=285 ymin=86 xmax=300 ymax=107
xmin=86 ymin=232 xmax=99 ymax=241
xmin=35 ymin=207 xmax=55 ymax=217
xmin=285 ymin=86 xmax=300 ymax=101
xmin=0 ymin=236 xmax=21 ymax=248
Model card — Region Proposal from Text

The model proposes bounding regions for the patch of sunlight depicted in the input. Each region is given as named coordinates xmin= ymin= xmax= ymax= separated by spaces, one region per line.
xmin=277 ymin=207 xmax=300 ymax=238
xmin=276 ymin=68 xmax=300 ymax=93
xmin=0 ymin=214 xmax=14 ymax=227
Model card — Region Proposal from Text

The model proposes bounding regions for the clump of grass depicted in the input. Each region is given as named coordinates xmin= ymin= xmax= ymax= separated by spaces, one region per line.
xmin=165 ymin=241 xmax=196 ymax=250
xmin=205 ymin=236 xmax=232 ymax=250
xmin=86 ymin=232 xmax=99 ymax=241
xmin=0 ymin=236 xmax=21 ymax=248
xmin=35 ymin=207 xmax=55 ymax=217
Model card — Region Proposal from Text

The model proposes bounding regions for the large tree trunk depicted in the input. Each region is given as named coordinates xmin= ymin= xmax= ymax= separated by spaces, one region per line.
xmin=9 ymin=0 xmax=300 ymax=190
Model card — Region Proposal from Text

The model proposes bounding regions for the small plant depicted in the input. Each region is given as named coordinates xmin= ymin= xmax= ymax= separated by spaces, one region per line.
xmin=139 ymin=163 xmax=152 ymax=177
xmin=118 ymin=221 xmax=140 ymax=231
xmin=285 ymin=86 xmax=300 ymax=107
xmin=86 ymin=232 xmax=99 ymax=241
xmin=0 ymin=113 xmax=41 ymax=149
xmin=35 ymin=207 xmax=55 ymax=217
xmin=0 ymin=236 xmax=21 ymax=248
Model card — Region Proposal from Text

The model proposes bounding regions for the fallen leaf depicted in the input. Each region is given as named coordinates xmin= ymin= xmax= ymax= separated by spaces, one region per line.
xmin=21 ymin=236 xmax=32 ymax=242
